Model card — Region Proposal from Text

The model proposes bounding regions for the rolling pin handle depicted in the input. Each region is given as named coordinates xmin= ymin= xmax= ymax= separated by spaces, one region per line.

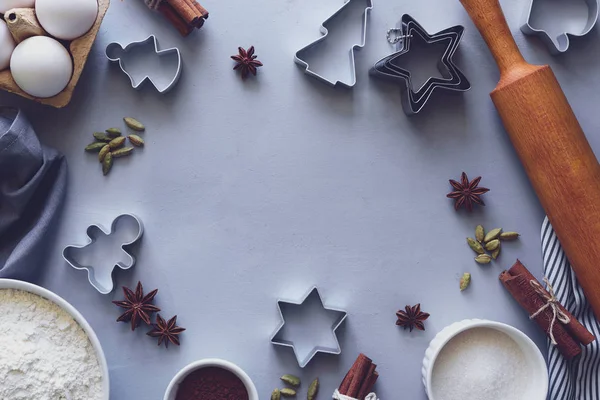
xmin=459 ymin=0 xmax=527 ymax=74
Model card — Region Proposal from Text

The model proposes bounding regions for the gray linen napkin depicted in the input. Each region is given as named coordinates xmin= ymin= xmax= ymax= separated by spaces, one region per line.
xmin=0 ymin=108 xmax=67 ymax=280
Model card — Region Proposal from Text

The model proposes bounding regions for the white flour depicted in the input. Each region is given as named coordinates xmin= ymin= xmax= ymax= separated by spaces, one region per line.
xmin=431 ymin=327 xmax=530 ymax=400
xmin=0 ymin=289 xmax=103 ymax=400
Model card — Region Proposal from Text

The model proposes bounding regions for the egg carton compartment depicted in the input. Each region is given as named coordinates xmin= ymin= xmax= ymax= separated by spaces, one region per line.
xmin=0 ymin=0 xmax=109 ymax=107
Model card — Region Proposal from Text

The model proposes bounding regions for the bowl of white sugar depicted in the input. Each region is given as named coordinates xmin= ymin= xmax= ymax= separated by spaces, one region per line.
xmin=422 ymin=319 xmax=548 ymax=400
xmin=0 ymin=279 xmax=109 ymax=400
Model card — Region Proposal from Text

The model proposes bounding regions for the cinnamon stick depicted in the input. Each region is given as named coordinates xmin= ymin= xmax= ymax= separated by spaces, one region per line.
xmin=337 ymin=354 xmax=380 ymax=399
xmin=357 ymin=372 xmax=379 ymax=400
xmin=357 ymin=364 xmax=378 ymax=399
xmin=157 ymin=2 xmax=193 ymax=36
xmin=183 ymin=0 xmax=207 ymax=28
xmin=338 ymin=368 xmax=354 ymax=395
xmin=188 ymin=0 xmax=209 ymax=19
xmin=499 ymin=260 xmax=595 ymax=360
xmin=347 ymin=354 xmax=371 ymax=397
xmin=165 ymin=0 xmax=199 ymax=26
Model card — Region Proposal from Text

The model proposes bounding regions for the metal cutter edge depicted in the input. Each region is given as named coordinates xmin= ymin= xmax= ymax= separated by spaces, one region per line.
xmin=270 ymin=286 xmax=348 ymax=368
xmin=294 ymin=0 xmax=374 ymax=88
xmin=63 ymin=214 xmax=144 ymax=295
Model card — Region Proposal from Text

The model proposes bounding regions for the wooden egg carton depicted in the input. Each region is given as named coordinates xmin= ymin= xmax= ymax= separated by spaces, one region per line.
xmin=0 ymin=0 xmax=110 ymax=108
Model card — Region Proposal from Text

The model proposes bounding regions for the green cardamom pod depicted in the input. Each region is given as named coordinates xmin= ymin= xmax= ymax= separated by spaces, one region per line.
xmin=307 ymin=378 xmax=319 ymax=400
xmin=484 ymin=228 xmax=502 ymax=243
xmin=485 ymin=239 xmax=500 ymax=251
xmin=475 ymin=225 xmax=485 ymax=243
xmin=475 ymin=254 xmax=492 ymax=264
xmin=460 ymin=273 xmax=471 ymax=291
xmin=98 ymin=145 xmax=111 ymax=162
xmin=85 ymin=142 xmax=106 ymax=152
xmin=467 ymin=237 xmax=485 ymax=254
xmin=280 ymin=388 xmax=296 ymax=397
xmin=109 ymin=136 xmax=126 ymax=149
xmin=124 ymin=117 xmax=145 ymax=132
xmin=500 ymin=232 xmax=520 ymax=241
xmin=105 ymin=128 xmax=122 ymax=138
xmin=128 ymin=134 xmax=145 ymax=147
xmin=112 ymin=147 xmax=134 ymax=158
xmin=93 ymin=132 xmax=111 ymax=142
xmin=280 ymin=374 xmax=301 ymax=387
xmin=102 ymin=153 xmax=113 ymax=176
xmin=491 ymin=247 xmax=501 ymax=260
xmin=271 ymin=389 xmax=281 ymax=400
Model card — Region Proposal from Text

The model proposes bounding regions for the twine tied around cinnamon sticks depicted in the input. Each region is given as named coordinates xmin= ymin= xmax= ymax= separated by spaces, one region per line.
xmin=333 ymin=389 xmax=379 ymax=400
xmin=529 ymin=278 xmax=570 ymax=345
xmin=499 ymin=260 xmax=595 ymax=360
xmin=144 ymin=0 xmax=161 ymax=9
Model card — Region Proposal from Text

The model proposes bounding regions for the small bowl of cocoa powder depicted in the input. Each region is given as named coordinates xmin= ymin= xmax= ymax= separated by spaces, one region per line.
xmin=164 ymin=358 xmax=259 ymax=400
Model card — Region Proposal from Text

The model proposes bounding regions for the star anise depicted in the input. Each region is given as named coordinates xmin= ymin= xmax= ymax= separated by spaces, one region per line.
xmin=147 ymin=314 xmax=186 ymax=348
xmin=112 ymin=281 xmax=160 ymax=331
xmin=396 ymin=304 xmax=430 ymax=332
xmin=231 ymin=46 xmax=263 ymax=79
xmin=446 ymin=172 xmax=490 ymax=212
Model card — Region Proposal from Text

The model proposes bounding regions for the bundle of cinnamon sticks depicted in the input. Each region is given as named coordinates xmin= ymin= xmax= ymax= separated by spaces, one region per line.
xmin=337 ymin=354 xmax=379 ymax=400
xmin=156 ymin=0 xmax=209 ymax=37
xmin=500 ymin=260 xmax=595 ymax=359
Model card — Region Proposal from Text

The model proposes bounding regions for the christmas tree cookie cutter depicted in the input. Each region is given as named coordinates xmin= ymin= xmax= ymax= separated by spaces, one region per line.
xmin=270 ymin=286 xmax=348 ymax=368
xmin=106 ymin=35 xmax=182 ymax=93
xmin=294 ymin=0 xmax=374 ymax=88
xmin=63 ymin=214 xmax=144 ymax=294
xmin=521 ymin=0 xmax=599 ymax=54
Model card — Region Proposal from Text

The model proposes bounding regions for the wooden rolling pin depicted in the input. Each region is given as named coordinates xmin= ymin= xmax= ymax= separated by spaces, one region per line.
xmin=459 ymin=0 xmax=600 ymax=319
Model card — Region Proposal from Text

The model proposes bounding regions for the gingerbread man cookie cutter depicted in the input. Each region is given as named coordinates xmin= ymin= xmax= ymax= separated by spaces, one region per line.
xmin=63 ymin=214 xmax=144 ymax=294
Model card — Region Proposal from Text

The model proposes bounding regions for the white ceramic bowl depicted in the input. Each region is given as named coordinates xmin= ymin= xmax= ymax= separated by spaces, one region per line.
xmin=0 ymin=279 xmax=110 ymax=399
xmin=422 ymin=319 xmax=548 ymax=400
xmin=164 ymin=358 xmax=259 ymax=400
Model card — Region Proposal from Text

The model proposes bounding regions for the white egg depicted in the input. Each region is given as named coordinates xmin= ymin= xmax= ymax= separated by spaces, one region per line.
xmin=10 ymin=36 xmax=73 ymax=98
xmin=0 ymin=20 xmax=15 ymax=71
xmin=0 ymin=0 xmax=35 ymax=13
xmin=36 ymin=0 xmax=98 ymax=41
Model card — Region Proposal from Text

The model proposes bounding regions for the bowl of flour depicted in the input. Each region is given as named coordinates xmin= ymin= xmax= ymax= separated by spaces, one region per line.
xmin=422 ymin=319 xmax=548 ymax=400
xmin=0 ymin=279 xmax=109 ymax=400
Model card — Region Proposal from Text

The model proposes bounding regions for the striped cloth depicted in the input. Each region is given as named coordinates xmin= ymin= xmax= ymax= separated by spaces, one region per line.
xmin=542 ymin=217 xmax=600 ymax=399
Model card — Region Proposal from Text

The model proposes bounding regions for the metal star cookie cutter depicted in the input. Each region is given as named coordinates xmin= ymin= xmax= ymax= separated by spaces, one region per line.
xmin=63 ymin=214 xmax=144 ymax=295
xmin=521 ymin=0 xmax=599 ymax=54
xmin=106 ymin=35 xmax=182 ymax=93
xmin=294 ymin=0 xmax=374 ymax=88
xmin=370 ymin=14 xmax=470 ymax=115
xmin=270 ymin=286 xmax=348 ymax=368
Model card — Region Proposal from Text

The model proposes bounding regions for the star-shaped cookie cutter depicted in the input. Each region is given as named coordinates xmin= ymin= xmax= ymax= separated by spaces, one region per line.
xmin=294 ymin=0 xmax=374 ymax=88
xmin=370 ymin=14 xmax=471 ymax=115
xmin=63 ymin=214 xmax=144 ymax=294
xmin=270 ymin=286 xmax=348 ymax=368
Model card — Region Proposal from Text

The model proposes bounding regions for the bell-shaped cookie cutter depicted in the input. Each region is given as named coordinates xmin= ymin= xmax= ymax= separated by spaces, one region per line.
xmin=521 ymin=0 xmax=599 ymax=54
xmin=270 ymin=286 xmax=348 ymax=368
xmin=63 ymin=214 xmax=144 ymax=294
xmin=106 ymin=35 xmax=182 ymax=93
